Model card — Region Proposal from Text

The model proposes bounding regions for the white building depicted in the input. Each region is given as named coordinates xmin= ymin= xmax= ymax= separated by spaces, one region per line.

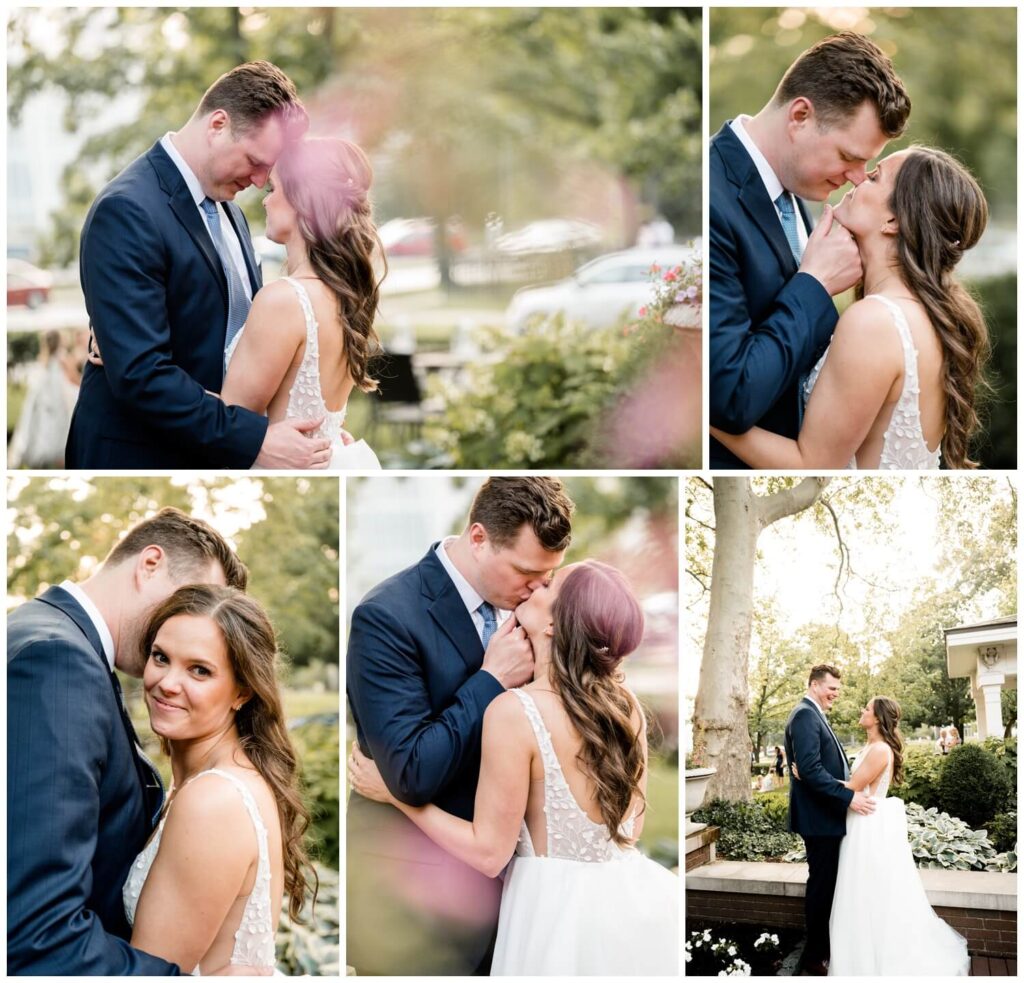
xmin=944 ymin=615 xmax=1017 ymax=739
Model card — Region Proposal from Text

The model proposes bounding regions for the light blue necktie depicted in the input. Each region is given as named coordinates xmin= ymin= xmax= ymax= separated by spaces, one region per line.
xmin=478 ymin=601 xmax=498 ymax=649
xmin=775 ymin=191 xmax=803 ymax=264
xmin=201 ymin=197 xmax=251 ymax=351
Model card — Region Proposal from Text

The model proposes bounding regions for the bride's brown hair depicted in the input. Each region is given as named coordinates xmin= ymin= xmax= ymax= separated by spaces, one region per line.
xmin=887 ymin=146 xmax=990 ymax=468
xmin=141 ymin=585 xmax=317 ymax=922
xmin=548 ymin=561 xmax=647 ymax=844
xmin=871 ymin=696 xmax=905 ymax=786
xmin=275 ymin=137 xmax=385 ymax=392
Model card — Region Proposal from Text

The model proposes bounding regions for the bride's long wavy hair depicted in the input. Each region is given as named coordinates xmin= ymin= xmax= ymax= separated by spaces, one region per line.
xmin=275 ymin=137 xmax=385 ymax=392
xmin=871 ymin=696 xmax=905 ymax=786
xmin=886 ymin=146 xmax=990 ymax=468
xmin=548 ymin=561 xmax=647 ymax=844
xmin=141 ymin=585 xmax=317 ymax=922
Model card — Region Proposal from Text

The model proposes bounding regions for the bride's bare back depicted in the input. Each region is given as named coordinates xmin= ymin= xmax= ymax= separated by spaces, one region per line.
xmin=517 ymin=681 xmax=647 ymax=855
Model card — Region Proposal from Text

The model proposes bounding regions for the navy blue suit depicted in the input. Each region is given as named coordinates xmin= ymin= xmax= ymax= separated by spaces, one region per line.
xmin=709 ymin=122 xmax=839 ymax=468
xmin=7 ymin=587 xmax=180 ymax=975
xmin=784 ymin=696 xmax=854 ymax=967
xmin=346 ymin=545 xmax=505 ymax=975
xmin=66 ymin=141 xmax=268 ymax=468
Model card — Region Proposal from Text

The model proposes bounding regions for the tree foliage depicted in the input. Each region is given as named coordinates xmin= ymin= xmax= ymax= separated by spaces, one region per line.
xmin=7 ymin=476 xmax=339 ymax=669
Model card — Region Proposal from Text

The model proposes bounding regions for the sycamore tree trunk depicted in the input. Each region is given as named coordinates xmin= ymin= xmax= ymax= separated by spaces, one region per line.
xmin=694 ymin=477 xmax=827 ymax=802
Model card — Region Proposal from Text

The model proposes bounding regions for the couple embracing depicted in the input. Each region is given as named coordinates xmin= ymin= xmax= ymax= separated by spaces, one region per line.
xmin=346 ymin=477 xmax=678 ymax=975
xmin=786 ymin=664 xmax=968 ymax=975
xmin=67 ymin=60 xmax=382 ymax=470
xmin=711 ymin=32 xmax=990 ymax=470
xmin=8 ymin=508 xmax=312 ymax=974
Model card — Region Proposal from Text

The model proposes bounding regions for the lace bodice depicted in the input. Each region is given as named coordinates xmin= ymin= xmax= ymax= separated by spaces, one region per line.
xmin=850 ymin=743 xmax=892 ymax=800
xmin=225 ymin=277 xmax=347 ymax=443
xmin=803 ymin=294 xmax=941 ymax=470
xmin=510 ymin=689 xmax=635 ymax=863
xmin=123 ymin=768 xmax=276 ymax=973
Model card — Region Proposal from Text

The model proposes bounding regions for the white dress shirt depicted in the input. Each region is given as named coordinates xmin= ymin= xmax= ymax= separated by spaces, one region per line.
xmin=730 ymin=115 xmax=809 ymax=249
xmin=434 ymin=537 xmax=511 ymax=644
xmin=159 ymin=132 xmax=253 ymax=302
xmin=59 ymin=579 xmax=116 ymax=672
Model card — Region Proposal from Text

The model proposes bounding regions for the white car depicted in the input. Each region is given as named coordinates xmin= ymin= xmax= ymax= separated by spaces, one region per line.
xmin=505 ymin=244 xmax=698 ymax=332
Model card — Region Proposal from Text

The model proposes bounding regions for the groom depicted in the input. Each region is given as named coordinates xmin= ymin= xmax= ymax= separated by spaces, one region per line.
xmin=709 ymin=32 xmax=911 ymax=468
xmin=7 ymin=508 xmax=249 ymax=974
xmin=785 ymin=664 xmax=876 ymax=976
xmin=346 ymin=477 xmax=574 ymax=975
xmin=66 ymin=61 xmax=331 ymax=469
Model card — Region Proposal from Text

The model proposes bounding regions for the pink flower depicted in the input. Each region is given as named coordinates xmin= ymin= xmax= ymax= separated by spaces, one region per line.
xmin=650 ymin=263 xmax=661 ymax=273
xmin=638 ymin=305 xmax=647 ymax=317
xmin=664 ymin=270 xmax=677 ymax=283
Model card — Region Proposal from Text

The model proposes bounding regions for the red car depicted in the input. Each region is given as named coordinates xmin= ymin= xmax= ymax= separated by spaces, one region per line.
xmin=7 ymin=260 xmax=53 ymax=308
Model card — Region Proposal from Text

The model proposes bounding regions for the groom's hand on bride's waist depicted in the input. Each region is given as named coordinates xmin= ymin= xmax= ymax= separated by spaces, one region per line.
xmin=798 ymin=203 xmax=862 ymax=297
xmin=481 ymin=615 xmax=534 ymax=689
xmin=256 ymin=417 xmax=332 ymax=468
xmin=849 ymin=790 xmax=876 ymax=815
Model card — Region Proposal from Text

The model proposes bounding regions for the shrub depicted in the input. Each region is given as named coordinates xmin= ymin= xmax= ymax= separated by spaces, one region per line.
xmin=685 ymin=927 xmax=784 ymax=977
xmin=292 ymin=721 xmax=340 ymax=869
xmin=985 ymin=811 xmax=1018 ymax=854
xmin=906 ymin=802 xmax=1015 ymax=872
xmin=971 ymin=273 xmax=1016 ymax=468
xmin=692 ymin=797 xmax=801 ymax=861
xmin=938 ymin=743 xmax=1011 ymax=828
xmin=980 ymin=736 xmax=1017 ymax=808
xmin=753 ymin=789 xmax=790 ymax=829
xmin=890 ymin=743 xmax=945 ymax=811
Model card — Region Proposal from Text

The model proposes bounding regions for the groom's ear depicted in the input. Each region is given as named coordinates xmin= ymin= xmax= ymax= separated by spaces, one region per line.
xmin=136 ymin=544 xmax=166 ymax=581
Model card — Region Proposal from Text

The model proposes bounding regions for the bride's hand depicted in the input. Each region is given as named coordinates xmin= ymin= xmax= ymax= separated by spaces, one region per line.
xmin=339 ymin=428 xmax=354 ymax=446
xmin=348 ymin=744 xmax=395 ymax=804
xmin=790 ymin=762 xmax=801 ymax=781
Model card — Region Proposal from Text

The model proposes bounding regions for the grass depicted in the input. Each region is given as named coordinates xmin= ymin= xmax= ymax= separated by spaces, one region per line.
xmin=284 ymin=689 xmax=339 ymax=719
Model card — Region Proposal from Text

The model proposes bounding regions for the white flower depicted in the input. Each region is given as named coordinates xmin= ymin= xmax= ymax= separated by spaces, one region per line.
xmin=684 ymin=951 xmax=692 ymax=963
xmin=728 ymin=946 xmax=737 ymax=956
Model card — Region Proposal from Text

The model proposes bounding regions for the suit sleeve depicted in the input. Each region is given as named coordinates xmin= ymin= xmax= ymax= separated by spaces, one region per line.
xmin=789 ymin=708 xmax=854 ymax=809
xmin=7 ymin=639 xmax=182 ymax=975
xmin=347 ymin=600 xmax=505 ymax=806
xmin=708 ymin=198 xmax=839 ymax=433
xmin=81 ymin=193 xmax=267 ymax=467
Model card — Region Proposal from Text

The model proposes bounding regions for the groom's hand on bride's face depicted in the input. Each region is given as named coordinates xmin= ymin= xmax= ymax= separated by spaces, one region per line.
xmin=481 ymin=615 xmax=535 ymax=690
xmin=256 ymin=417 xmax=332 ymax=469
xmin=798 ymin=204 xmax=863 ymax=297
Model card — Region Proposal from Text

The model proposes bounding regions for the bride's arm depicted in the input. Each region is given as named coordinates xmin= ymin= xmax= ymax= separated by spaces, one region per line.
xmin=220 ymin=280 xmax=306 ymax=413
xmin=842 ymin=743 xmax=890 ymax=792
xmin=350 ymin=691 xmax=532 ymax=877
xmin=129 ymin=779 xmax=256 ymax=971
xmin=709 ymin=301 xmax=902 ymax=468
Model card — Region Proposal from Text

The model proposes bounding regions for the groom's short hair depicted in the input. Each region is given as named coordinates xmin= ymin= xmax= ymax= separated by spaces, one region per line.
xmin=105 ymin=507 xmax=248 ymax=590
xmin=808 ymin=663 xmax=842 ymax=685
xmin=198 ymin=60 xmax=308 ymax=139
xmin=773 ymin=32 xmax=910 ymax=139
xmin=469 ymin=477 xmax=574 ymax=553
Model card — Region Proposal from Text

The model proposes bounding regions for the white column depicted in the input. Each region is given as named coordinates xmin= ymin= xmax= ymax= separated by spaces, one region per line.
xmin=975 ymin=667 xmax=1005 ymax=739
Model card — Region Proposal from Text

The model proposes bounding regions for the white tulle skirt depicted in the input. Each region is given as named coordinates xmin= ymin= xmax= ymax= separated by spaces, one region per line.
xmin=490 ymin=851 xmax=679 ymax=976
xmin=829 ymin=797 xmax=969 ymax=976
xmin=329 ymin=437 xmax=381 ymax=470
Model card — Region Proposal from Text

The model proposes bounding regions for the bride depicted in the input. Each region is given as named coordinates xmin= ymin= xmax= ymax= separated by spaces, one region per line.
xmin=712 ymin=146 xmax=989 ymax=469
xmin=220 ymin=136 xmax=384 ymax=469
xmin=124 ymin=585 xmax=316 ymax=974
xmin=348 ymin=560 xmax=678 ymax=975
xmin=799 ymin=696 xmax=969 ymax=976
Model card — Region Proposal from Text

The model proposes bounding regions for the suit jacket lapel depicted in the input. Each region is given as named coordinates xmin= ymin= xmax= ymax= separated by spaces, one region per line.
xmin=37 ymin=586 xmax=166 ymax=824
xmin=419 ymin=545 xmax=485 ymax=674
xmin=716 ymin=122 xmax=800 ymax=278
xmin=146 ymin=142 xmax=229 ymax=307
xmin=224 ymin=202 xmax=262 ymax=294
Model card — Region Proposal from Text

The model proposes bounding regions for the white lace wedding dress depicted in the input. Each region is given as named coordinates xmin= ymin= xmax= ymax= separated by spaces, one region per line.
xmin=490 ymin=690 xmax=678 ymax=976
xmin=226 ymin=276 xmax=381 ymax=470
xmin=123 ymin=769 xmax=277 ymax=975
xmin=828 ymin=744 xmax=968 ymax=976
xmin=803 ymin=294 xmax=941 ymax=470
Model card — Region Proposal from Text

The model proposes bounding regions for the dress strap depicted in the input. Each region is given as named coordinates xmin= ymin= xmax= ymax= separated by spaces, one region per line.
xmin=281 ymin=276 xmax=320 ymax=359
xmin=862 ymin=294 xmax=919 ymax=387
xmin=510 ymin=689 xmax=564 ymax=786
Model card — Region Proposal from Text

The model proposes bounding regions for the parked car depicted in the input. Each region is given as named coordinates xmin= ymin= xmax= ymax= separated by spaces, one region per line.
xmin=7 ymin=259 xmax=53 ymax=308
xmin=378 ymin=217 xmax=467 ymax=257
xmin=505 ymin=244 xmax=698 ymax=332
xmin=493 ymin=219 xmax=602 ymax=256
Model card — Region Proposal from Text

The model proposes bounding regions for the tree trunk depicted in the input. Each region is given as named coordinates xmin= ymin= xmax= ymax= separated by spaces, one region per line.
xmin=694 ymin=479 xmax=759 ymax=802
xmin=694 ymin=477 xmax=827 ymax=802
